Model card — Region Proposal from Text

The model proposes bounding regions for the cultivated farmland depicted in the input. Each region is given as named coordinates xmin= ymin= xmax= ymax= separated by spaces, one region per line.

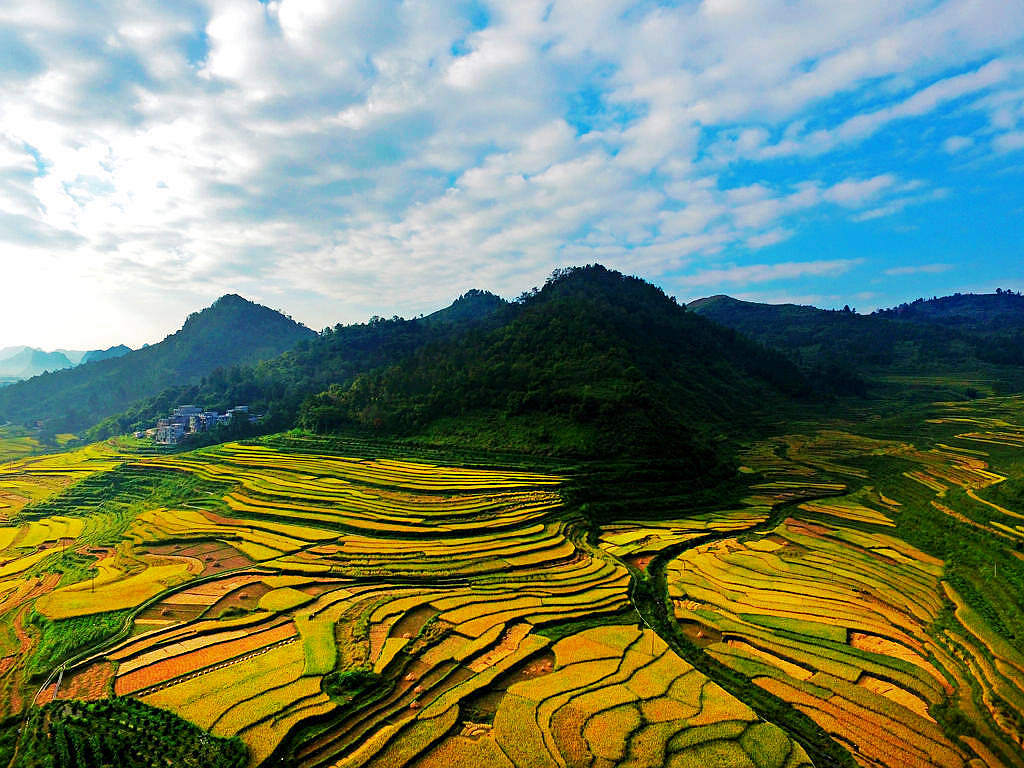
xmin=1 ymin=397 xmax=1024 ymax=766
xmin=662 ymin=406 xmax=1024 ymax=768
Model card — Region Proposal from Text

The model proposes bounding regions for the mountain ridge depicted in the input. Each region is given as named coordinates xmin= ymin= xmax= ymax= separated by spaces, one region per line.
xmin=78 ymin=267 xmax=809 ymax=464
xmin=0 ymin=348 xmax=75 ymax=380
xmin=81 ymin=345 xmax=133 ymax=365
xmin=12 ymin=274 xmax=1024 ymax=454
xmin=688 ymin=290 xmax=1024 ymax=395
xmin=0 ymin=344 xmax=134 ymax=381
xmin=871 ymin=289 xmax=1024 ymax=330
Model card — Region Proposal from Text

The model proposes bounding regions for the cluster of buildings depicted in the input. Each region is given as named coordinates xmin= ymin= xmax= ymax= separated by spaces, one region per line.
xmin=142 ymin=404 xmax=260 ymax=444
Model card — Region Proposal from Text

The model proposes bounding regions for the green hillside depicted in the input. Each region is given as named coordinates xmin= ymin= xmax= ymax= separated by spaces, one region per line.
xmin=299 ymin=266 xmax=809 ymax=459
xmin=83 ymin=289 xmax=509 ymax=442
xmin=689 ymin=293 xmax=1024 ymax=398
xmin=0 ymin=295 xmax=315 ymax=433
xmin=872 ymin=289 xmax=1024 ymax=330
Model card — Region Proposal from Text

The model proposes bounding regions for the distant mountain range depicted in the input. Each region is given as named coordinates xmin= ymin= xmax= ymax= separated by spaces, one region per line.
xmin=690 ymin=291 xmax=1024 ymax=363
xmin=2 ymin=273 xmax=1021 ymax=460
xmin=688 ymin=290 xmax=1024 ymax=397
xmin=0 ymin=344 xmax=132 ymax=383
xmin=83 ymin=267 xmax=808 ymax=463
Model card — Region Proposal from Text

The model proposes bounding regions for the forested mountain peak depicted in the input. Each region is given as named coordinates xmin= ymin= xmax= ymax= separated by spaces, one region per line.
xmin=298 ymin=265 xmax=809 ymax=459
xmin=0 ymin=296 xmax=315 ymax=432
xmin=532 ymin=263 xmax=679 ymax=306
xmin=684 ymin=294 xmax=732 ymax=312
xmin=422 ymin=289 xmax=508 ymax=327
xmin=178 ymin=294 xmax=313 ymax=339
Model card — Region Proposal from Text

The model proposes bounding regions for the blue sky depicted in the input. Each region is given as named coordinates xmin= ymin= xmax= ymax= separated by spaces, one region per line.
xmin=1 ymin=0 xmax=1023 ymax=348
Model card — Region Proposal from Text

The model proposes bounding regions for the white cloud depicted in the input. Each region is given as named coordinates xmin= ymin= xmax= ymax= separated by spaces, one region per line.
xmin=675 ymin=258 xmax=863 ymax=288
xmin=943 ymin=135 xmax=974 ymax=153
xmin=823 ymin=175 xmax=898 ymax=207
xmin=745 ymin=229 xmax=792 ymax=250
xmin=993 ymin=131 xmax=1024 ymax=152
xmin=0 ymin=0 xmax=1021 ymax=347
xmin=852 ymin=187 xmax=950 ymax=222
xmin=884 ymin=263 xmax=954 ymax=276
xmin=752 ymin=58 xmax=1023 ymax=160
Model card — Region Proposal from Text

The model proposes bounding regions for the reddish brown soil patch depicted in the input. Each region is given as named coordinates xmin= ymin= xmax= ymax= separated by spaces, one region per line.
xmin=4 ymin=605 xmax=39 ymax=714
xmin=115 ymin=621 xmax=296 ymax=695
xmin=38 ymin=682 xmax=58 ymax=702
xmin=626 ymin=554 xmax=654 ymax=571
xmin=58 ymin=661 xmax=114 ymax=700
xmin=296 ymin=581 xmax=345 ymax=597
xmin=13 ymin=604 xmax=36 ymax=657
xmin=144 ymin=540 xmax=254 ymax=575
xmin=135 ymin=602 xmax=205 ymax=624
xmin=785 ymin=519 xmax=832 ymax=537
xmin=498 ymin=649 xmax=556 ymax=685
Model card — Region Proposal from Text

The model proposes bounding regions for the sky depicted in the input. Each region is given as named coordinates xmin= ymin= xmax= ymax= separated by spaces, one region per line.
xmin=1 ymin=0 xmax=1024 ymax=350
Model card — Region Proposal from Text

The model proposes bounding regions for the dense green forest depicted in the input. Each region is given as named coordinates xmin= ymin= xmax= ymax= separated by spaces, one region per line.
xmin=872 ymin=290 xmax=1024 ymax=366
xmin=83 ymin=267 xmax=810 ymax=465
xmin=872 ymin=288 xmax=1024 ymax=329
xmin=298 ymin=266 xmax=810 ymax=458
xmin=0 ymin=699 xmax=247 ymax=768
xmin=689 ymin=293 xmax=1024 ymax=391
xmin=83 ymin=289 xmax=509 ymax=442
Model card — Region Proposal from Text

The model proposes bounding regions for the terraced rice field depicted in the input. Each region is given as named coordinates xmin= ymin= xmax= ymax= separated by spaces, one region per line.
xmin=0 ymin=427 xmax=41 ymax=465
xmin=414 ymin=625 xmax=813 ymax=768
xmin=15 ymin=443 xmax=633 ymax=765
xmin=667 ymin=518 xmax=964 ymax=768
xmin=0 ymin=442 xmax=122 ymax=519
xmin=599 ymin=508 xmax=771 ymax=564
xmin=0 ymin=440 xmax=839 ymax=767
xmin=662 ymin=410 xmax=1024 ymax=768
xmin=0 ymin=439 xmax=138 ymax=711
xmin=4 ymin=398 xmax=1024 ymax=767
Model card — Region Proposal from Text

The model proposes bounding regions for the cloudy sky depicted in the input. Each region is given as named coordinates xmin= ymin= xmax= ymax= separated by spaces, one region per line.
xmin=2 ymin=0 xmax=1024 ymax=349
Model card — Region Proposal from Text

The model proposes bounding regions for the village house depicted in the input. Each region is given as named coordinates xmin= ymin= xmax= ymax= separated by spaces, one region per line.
xmin=153 ymin=404 xmax=260 ymax=444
